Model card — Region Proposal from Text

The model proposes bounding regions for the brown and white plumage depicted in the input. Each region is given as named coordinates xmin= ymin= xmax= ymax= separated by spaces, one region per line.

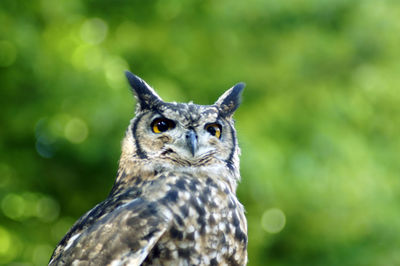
xmin=49 ymin=72 xmax=247 ymax=265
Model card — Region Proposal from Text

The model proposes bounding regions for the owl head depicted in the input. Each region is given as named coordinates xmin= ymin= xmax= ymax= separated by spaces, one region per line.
xmin=121 ymin=71 xmax=244 ymax=177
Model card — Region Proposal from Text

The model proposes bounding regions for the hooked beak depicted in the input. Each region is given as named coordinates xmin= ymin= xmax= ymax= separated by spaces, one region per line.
xmin=185 ymin=130 xmax=198 ymax=156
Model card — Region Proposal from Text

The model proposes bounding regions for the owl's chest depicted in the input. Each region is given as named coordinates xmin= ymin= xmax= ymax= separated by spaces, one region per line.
xmin=142 ymin=174 xmax=248 ymax=265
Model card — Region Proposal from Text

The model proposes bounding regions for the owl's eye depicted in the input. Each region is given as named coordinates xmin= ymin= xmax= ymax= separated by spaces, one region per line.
xmin=205 ymin=123 xmax=222 ymax=139
xmin=151 ymin=118 xmax=175 ymax=133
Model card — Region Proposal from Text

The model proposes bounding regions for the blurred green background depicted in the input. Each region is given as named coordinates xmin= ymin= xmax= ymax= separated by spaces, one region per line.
xmin=1 ymin=0 xmax=400 ymax=265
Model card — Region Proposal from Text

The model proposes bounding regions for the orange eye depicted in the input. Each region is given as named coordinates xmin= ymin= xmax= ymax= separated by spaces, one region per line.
xmin=151 ymin=118 xmax=175 ymax=133
xmin=205 ymin=123 xmax=222 ymax=139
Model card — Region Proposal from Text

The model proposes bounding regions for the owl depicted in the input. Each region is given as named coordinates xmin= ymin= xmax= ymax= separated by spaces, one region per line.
xmin=49 ymin=71 xmax=247 ymax=266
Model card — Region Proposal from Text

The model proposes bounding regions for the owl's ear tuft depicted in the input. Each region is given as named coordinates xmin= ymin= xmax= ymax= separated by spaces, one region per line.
xmin=125 ymin=71 xmax=163 ymax=112
xmin=215 ymin=82 xmax=245 ymax=118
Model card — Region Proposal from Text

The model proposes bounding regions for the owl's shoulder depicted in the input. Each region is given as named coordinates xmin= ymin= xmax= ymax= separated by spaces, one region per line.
xmin=49 ymin=184 xmax=144 ymax=261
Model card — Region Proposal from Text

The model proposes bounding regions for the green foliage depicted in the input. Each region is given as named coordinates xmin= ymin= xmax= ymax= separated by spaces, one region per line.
xmin=1 ymin=0 xmax=400 ymax=265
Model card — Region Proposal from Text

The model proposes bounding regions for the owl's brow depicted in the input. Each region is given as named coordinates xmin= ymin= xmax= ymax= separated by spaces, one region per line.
xmin=154 ymin=109 xmax=184 ymax=125
xmin=153 ymin=109 xmax=167 ymax=119
xmin=156 ymin=104 xmax=196 ymax=127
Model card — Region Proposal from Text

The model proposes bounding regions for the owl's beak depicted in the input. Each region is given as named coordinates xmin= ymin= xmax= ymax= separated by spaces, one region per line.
xmin=185 ymin=130 xmax=198 ymax=156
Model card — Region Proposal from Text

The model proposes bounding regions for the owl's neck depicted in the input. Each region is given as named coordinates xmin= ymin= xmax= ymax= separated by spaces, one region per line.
xmin=115 ymin=156 xmax=240 ymax=195
xmin=113 ymin=136 xmax=241 ymax=196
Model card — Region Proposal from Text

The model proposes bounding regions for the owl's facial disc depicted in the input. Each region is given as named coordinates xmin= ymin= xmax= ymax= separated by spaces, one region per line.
xmin=141 ymin=108 xmax=227 ymax=163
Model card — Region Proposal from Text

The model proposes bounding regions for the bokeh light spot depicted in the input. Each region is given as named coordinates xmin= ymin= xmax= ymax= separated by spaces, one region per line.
xmin=261 ymin=208 xmax=286 ymax=234
xmin=80 ymin=18 xmax=108 ymax=45
xmin=35 ymin=137 xmax=54 ymax=158
xmin=0 ymin=226 xmax=11 ymax=255
xmin=0 ymin=40 xmax=17 ymax=67
xmin=21 ymin=192 xmax=41 ymax=218
xmin=36 ymin=196 xmax=60 ymax=223
xmin=34 ymin=118 xmax=56 ymax=158
xmin=64 ymin=118 xmax=89 ymax=143
xmin=1 ymin=194 xmax=25 ymax=221
xmin=0 ymin=225 xmax=19 ymax=263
